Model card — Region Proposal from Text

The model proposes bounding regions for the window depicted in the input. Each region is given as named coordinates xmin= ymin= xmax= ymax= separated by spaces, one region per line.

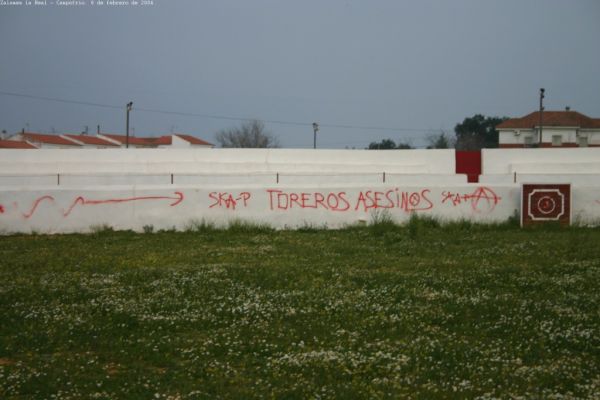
xmin=552 ymin=135 xmax=562 ymax=147
xmin=524 ymin=136 xmax=533 ymax=147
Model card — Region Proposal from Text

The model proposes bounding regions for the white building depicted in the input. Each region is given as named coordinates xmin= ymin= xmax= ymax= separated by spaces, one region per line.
xmin=99 ymin=133 xmax=214 ymax=148
xmin=154 ymin=134 xmax=214 ymax=149
xmin=497 ymin=110 xmax=600 ymax=148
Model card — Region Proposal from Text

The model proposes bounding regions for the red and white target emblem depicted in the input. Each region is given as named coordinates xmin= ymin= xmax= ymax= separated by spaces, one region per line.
xmin=537 ymin=195 xmax=557 ymax=215
xmin=522 ymin=184 xmax=571 ymax=226
xmin=528 ymin=189 xmax=565 ymax=220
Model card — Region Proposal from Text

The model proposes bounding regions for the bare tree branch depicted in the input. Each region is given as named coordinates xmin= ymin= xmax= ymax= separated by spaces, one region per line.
xmin=215 ymin=120 xmax=280 ymax=148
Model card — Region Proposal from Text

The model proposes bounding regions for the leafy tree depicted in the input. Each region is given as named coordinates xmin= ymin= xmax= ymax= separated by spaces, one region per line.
xmin=454 ymin=114 xmax=508 ymax=150
xmin=368 ymin=138 xmax=413 ymax=149
xmin=215 ymin=120 xmax=279 ymax=148
xmin=426 ymin=132 xmax=453 ymax=149
xmin=368 ymin=138 xmax=397 ymax=149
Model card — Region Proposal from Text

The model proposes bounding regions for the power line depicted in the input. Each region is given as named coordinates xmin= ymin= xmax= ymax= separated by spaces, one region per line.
xmin=0 ymin=90 xmax=448 ymax=134
xmin=0 ymin=90 xmax=122 ymax=110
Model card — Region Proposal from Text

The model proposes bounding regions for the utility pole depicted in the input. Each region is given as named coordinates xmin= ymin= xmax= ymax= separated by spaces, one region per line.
xmin=539 ymin=88 xmax=545 ymax=145
xmin=126 ymin=102 xmax=133 ymax=148
xmin=312 ymin=122 xmax=319 ymax=149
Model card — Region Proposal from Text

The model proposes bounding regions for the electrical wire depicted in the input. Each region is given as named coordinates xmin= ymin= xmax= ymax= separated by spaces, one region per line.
xmin=0 ymin=90 xmax=449 ymax=134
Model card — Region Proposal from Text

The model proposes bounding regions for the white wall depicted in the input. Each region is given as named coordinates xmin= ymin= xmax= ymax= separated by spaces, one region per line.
xmin=482 ymin=148 xmax=600 ymax=174
xmin=0 ymin=184 xmax=522 ymax=234
xmin=1 ymin=148 xmax=599 ymax=233
xmin=169 ymin=136 xmax=190 ymax=149
xmin=498 ymin=129 xmax=536 ymax=145
xmin=541 ymin=128 xmax=577 ymax=144
xmin=3 ymin=183 xmax=599 ymax=234
xmin=580 ymin=130 xmax=600 ymax=146
xmin=0 ymin=148 xmax=455 ymax=176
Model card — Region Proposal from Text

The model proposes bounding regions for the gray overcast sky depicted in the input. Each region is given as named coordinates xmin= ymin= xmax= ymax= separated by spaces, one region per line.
xmin=1 ymin=0 xmax=599 ymax=148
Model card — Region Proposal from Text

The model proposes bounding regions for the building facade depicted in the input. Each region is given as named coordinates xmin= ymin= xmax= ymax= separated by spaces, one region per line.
xmin=497 ymin=110 xmax=600 ymax=148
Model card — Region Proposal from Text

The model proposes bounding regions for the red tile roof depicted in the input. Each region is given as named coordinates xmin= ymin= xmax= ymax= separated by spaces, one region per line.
xmin=174 ymin=134 xmax=213 ymax=146
xmin=152 ymin=135 xmax=172 ymax=145
xmin=0 ymin=140 xmax=38 ymax=149
xmin=63 ymin=134 xmax=120 ymax=146
xmin=498 ymin=111 xmax=600 ymax=129
xmin=22 ymin=132 xmax=82 ymax=146
xmin=100 ymin=134 xmax=156 ymax=146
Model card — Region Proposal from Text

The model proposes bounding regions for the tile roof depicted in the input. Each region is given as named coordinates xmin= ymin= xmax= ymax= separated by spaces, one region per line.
xmin=174 ymin=134 xmax=213 ymax=146
xmin=22 ymin=132 xmax=82 ymax=146
xmin=63 ymin=134 xmax=120 ymax=146
xmin=497 ymin=111 xmax=600 ymax=129
xmin=152 ymin=135 xmax=172 ymax=145
xmin=100 ymin=134 xmax=156 ymax=146
xmin=0 ymin=140 xmax=38 ymax=149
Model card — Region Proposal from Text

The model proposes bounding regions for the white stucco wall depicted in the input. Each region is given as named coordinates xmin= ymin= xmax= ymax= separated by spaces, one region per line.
xmin=0 ymin=148 xmax=455 ymax=175
xmin=0 ymin=184 xmax=522 ymax=234
xmin=498 ymin=129 xmax=536 ymax=145
xmin=169 ymin=135 xmax=191 ymax=148
xmin=1 ymin=148 xmax=600 ymax=233
xmin=482 ymin=148 xmax=600 ymax=174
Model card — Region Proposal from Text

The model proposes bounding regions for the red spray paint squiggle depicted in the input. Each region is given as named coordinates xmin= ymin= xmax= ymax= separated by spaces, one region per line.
xmin=21 ymin=192 xmax=184 ymax=219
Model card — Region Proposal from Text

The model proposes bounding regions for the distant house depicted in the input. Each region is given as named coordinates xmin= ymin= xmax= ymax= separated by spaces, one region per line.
xmin=497 ymin=110 xmax=600 ymax=148
xmin=0 ymin=139 xmax=38 ymax=149
xmin=98 ymin=134 xmax=157 ymax=148
xmin=154 ymin=134 xmax=214 ymax=149
xmin=99 ymin=133 xmax=213 ymax=148
xmin=10 ymin=132 xmax=82 ymax=149
xmin=63 ymin=134 xmax=121 ymax=149
xmin=6 ymin=130 xmax=214 ymax=149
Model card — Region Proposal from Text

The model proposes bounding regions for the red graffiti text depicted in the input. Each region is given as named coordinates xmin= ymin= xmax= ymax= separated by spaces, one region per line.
xmin=354 ymin=189 xmax=433 ymax=212
xmin=442 ymin=187 xmax=501 ymax=214
xmin=209 ymin=192 xmax=251 ymax=210
xmin=267 ymin=189 xmax=351 ymax=211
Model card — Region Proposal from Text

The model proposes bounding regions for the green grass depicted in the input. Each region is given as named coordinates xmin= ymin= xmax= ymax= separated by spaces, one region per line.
xmin=1 ymin=222 xmax=600 ymax=399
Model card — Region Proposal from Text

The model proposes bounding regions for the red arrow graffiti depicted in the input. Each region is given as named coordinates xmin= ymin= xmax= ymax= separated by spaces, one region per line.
xmin=21 ymin=195 xmax=55 ymax=219
xmin=21 ymin=192 xmax=184 ymax=219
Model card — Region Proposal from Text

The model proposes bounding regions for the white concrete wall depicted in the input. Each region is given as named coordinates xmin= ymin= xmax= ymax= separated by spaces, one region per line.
xmin=1 ymin=148 xmax=600 ymax=233
xmin=482 ymin=148 xmax=600 ymax=174
xmin=3 ymin=183 xmax=599 ymax=234
xmin=480 ymin=174 xmax=600 ymax=186
xmin=0 ymin=148 xmax=455 ymax=177
xmin=0 ymin=184 xmax=522 ymax=234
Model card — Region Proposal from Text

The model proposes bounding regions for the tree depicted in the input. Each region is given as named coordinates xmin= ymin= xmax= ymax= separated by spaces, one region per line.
xmin=426 ymin=131 xmax=453 ymax=149
xmin=368 ymin=138 xmax=397 ymax=149
xmin=454 ymin=114 xmax=508 ymax=150
xmin=215 ymin=120 xmax=279 ymax=148
xmin=368 ymin=138 xmax=413 ymax=149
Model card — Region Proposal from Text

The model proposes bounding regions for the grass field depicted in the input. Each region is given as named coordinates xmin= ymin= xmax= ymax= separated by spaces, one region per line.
xmin=1 ymin=219 xmax=600 ymax=399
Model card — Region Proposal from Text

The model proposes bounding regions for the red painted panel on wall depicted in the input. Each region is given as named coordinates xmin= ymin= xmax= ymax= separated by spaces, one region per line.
xmin=455 ymin=151 xmax=481 ymax=183
xmin=521 ymin=184 xmax=571 ymax=227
